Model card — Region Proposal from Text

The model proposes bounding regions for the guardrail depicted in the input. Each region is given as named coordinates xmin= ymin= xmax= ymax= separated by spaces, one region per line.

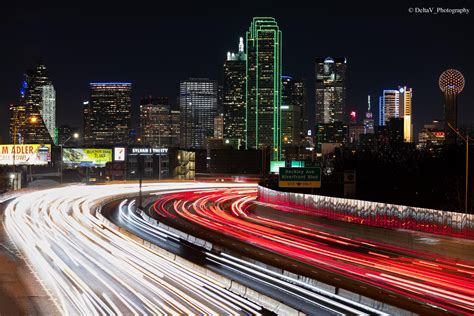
xmin=257 ymin=186 xmax=474 ymax=239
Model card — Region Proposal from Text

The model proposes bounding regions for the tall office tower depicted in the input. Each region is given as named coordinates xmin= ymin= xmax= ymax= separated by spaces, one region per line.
xmin=378 ymin=87 xmax=413 ymax=142
xmin=439 ymin=69 xmax=465 ymax=145
xmin=363 ymin=95 xmax=375 ymax=134
xmin=9 ymin=103 xmax=26 ymax=143
xmin=82 ymin=101 xmax=91 ymax=143
xmin=378 ymin=90 xmax=399 ymax=126
xmin=179 ymin=78 xmax=218 ymax=149
xmin=84 ymin=83 xmax=132 ymax=146
xmin=214 ymin=114 xmax=224 ymax=139
xmin=140 ymin=96 xmax=181 ymax=148
xmin=223 ymin=37 xmax=246 ymax=147
xmin=281 ymin=76 xmax=302 ymax=146
xmin=169 ymin=110 xmax=181 ymax=148
xmin=246 ymin=17 xmax=282 ymax=160
xmin=41 ymin=84 xmax=56 ymax=141
xmin=399 ymin=86 xmax=413 ymax=142
xmin=315 ymin=57 xmax=346 ymax=124
xmin=292 ymin=78 xmax=306 ymax=139
xmin=12 ymin=63 xmax=55 ymax=144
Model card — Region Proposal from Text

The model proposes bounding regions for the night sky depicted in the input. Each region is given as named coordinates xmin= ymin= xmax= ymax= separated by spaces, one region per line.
xmin=1 ymin=0 xmax=473 ymax=142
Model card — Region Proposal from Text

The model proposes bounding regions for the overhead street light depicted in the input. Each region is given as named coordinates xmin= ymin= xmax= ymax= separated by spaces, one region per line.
xmin=60 ymin=132 xmax=80 ymax=184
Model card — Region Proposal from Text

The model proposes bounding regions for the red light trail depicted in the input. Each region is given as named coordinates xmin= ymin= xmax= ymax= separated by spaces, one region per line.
xmin=152 ymin=188 xmax=474 ymax=315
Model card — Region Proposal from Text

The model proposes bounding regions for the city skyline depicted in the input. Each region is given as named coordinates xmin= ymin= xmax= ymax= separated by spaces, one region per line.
xmin=1 ymin=3 xmax=473 ymax=315
xmin=1 ymin=2 xmax=473 ymax=143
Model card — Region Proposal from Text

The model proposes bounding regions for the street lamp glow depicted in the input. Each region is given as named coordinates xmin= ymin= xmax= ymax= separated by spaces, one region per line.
xmin=73 ymin=132 xmax=79 ymax=139
xmin=30 ymin=116 xmax=38 ymax=123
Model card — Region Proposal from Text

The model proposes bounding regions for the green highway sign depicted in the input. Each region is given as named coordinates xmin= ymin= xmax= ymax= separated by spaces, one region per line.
xmin=279 ymin=167 xmax=321 ymax=188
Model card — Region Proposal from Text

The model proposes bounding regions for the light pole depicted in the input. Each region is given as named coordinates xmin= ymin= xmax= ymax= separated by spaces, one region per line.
xmin=447 ymin=123 xmax=471 ymax=214
xmin=60 ymin=132 xmax=79 ymax=184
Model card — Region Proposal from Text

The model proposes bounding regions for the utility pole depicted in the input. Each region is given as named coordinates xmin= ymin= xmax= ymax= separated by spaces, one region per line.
xmin=138 ymin=154 xmax=143 ymax=210
xmin=447 ymin=123 xmax=471 ymax=214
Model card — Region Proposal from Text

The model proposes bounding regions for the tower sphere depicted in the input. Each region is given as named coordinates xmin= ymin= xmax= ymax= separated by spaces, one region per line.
xmin=439 ymin=69 xmax=465 ymax=94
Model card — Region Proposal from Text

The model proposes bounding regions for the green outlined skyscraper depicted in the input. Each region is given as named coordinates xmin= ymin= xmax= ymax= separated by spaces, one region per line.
xmin=245 ymin=17 xmax=282 ymax=160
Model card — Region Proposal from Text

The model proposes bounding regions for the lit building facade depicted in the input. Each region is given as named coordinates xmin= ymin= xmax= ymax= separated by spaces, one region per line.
xmin=10 ymin=63 xmax=55 ymax=144
xmin=378 ymin=87 xmax=413 ymax=143
xmin=140 ymin=96 xmax=180 ymax=148
xmin=363 ymin=95 xmax=375 ymax=134
xmin=246 ymin=17 xmax=282 ymax=160
xmin=399 ymin=86 xmax=413 ymax=142
xmin=41 ymin=84 xmax=56 ymax=141
xmin=223 ymin=37 xmax=246 ymax=147
xmin=417 ymin=120 xmax=445 ymax=153
xmin=379 ymin=90 xmax=399 ymax=126
xmin=315 ymin=57 xmax=346 ymax=124
xmin=179 ymin=78 xmax=218 ymax=149
xmin=292 ymin=78 xmax=306 ymax=137
xmin=84 ymin=83 xmax=132 ymax=146
xmin=315 ymin=122 xmax=348 ymax=152
xmin=281 ymin=76 xmax=303 ymax=147
xmin=9 ymin=103 xmax=26 ymax=143
xmin=214 ymin=114 xmax=224 ymax=139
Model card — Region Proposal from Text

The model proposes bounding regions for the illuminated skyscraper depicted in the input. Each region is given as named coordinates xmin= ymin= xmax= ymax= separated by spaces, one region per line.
xmin=378 ymin=87 xmax=413 ymax=142
xmin=399 ymin=86 xmax=413 ymax=142
xmin=9 ymin=103 xmax=26 ymax=143
xmin=140 ymin=96 xmax=180 ymax=148
xmin=179 ymin=78 xmax=218 ymax=149
xmin=363 ymin=95 xmax=374 ymax=134
xmin=214 ymin=114 xmax=224 ymax=139
xmin=439 ymin=69 xmax=465 ymax=145
xmin=292 ymin=78 xmax=306 ymax=137
xmin=223 ymin=37 xmax=246 ymax=147
xmin=281 ymin=76 xmax=304 ymax=147
xmin=379 ymin=90 xmax=398 ymax=126
xmin=84 ymin=83 xmax=132 ymax=146
xmin=10 ymin=63 xmax=55 ymax=144
xmin=245 ymin=17 xmax=282 ymax=160
xmin=315 ymin=57 xmax=346 ymax=124
xmin=41 ymin=84 xmax=56 ymax=141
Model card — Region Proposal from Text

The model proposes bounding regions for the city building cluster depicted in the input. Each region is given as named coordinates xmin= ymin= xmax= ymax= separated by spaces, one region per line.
xmin=3 ymin=17 xmax=467 ymax=190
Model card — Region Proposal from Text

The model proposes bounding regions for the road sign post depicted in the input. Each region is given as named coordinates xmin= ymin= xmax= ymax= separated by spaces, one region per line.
xmin=279 ymin=167 xmax=321 ymax=188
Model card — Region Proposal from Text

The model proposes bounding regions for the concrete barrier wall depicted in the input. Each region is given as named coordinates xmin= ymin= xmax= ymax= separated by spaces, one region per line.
xmin=258 ymin=185 xmax=474 ymax=239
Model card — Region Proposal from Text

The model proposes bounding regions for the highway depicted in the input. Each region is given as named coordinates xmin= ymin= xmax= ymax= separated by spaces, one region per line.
xmin=2 ymin=183 xmax=269 ymax=315
xmin=105 ymin=197 xmax=387 ymax=316
xmin=150 ymin=187 xmax=474 ymax=315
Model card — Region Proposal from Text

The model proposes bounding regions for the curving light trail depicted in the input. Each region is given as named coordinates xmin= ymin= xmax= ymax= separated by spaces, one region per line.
xmin=3 ymin=183 xmax=263 ymax=315
xmin=118 ymin=198 xmax=387 ymax=316
xmin=152 ymin=188 xmax=474 ymax=315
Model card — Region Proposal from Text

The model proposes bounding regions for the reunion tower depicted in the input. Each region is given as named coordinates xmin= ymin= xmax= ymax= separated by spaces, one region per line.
xmin=439 ymin=69 xmax=465 ymax=145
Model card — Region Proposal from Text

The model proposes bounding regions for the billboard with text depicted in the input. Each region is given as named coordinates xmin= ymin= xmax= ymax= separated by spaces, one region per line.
xmin=63 ymin=148 xmax=112 ymax=167
xmin=0 ymin=144 xmax=51 ymax=165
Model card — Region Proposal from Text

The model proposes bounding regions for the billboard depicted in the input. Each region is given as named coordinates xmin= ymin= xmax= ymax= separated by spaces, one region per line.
xmin=0 ymin=144 xmax=51 ymax=165
xmin=114 ymin=147 xmax=126 ymax=161
xmin=63 ymin=148 xmax=112 ymax=167
xmin=129 ymin=147 xmax=168 ymax=155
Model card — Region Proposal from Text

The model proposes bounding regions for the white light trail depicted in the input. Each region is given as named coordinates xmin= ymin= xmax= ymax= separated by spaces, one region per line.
xmin=3 ymin=182 xmax=260 ymax=315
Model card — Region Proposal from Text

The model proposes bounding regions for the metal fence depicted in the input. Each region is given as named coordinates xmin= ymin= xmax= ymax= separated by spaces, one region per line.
xmin=258 ymin=186 xmax=474 ymax=239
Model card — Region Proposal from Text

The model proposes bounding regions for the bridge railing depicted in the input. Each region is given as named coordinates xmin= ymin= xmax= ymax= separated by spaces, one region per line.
xmin=257 ymin=186 xmax=474 ymax=239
